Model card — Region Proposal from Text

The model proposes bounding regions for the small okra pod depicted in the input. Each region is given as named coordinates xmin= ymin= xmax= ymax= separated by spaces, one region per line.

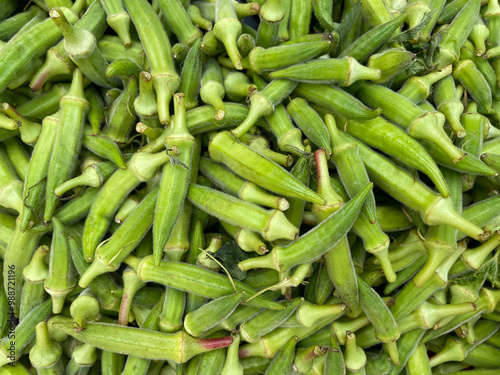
xmin=294 ymin=83 xmax=381 ymax=122
xmin=326 ymin=114 xmax=377 ymax=225
xmin=213 ymin=0 xmax=243 ymax=70
xmin=54 ymin=160 xmax=117 ymax=198
xmin=200 ymin=57 xmax=226 ymax=121
xmin=437 ymin=0 xmax=481 ymax=68
xmin=433 ymin=74 xmax=466 ymax=138
xmin=344 ymin=331 xmax=367 ymax=373
xmin=223 ymin=71 xmax=257 ymax=102
xmin=157 ymin=0 xmax=202 ymax=46
xmin=50 ymin=8 xmax=120 ymax=89
xmin=225 ymin=41 xmax=331 ymax=74
xmin=187 ymin=183 xmax=298 ymax=242
xmin=125 ymin=254 xmax=283 ymax=311
xmin=289 ymin=0 xmax=312 ymax=39
xmin=270 ymin=56 xmax=381 ymax=86
xmin=324 ymin=335 xmax=345 ymax=375
xmin=357 ymin=278 xmax=400 ymax=364
xmin=201 ymin=29 xmax=226 ymax=56
xmin=208 ymin=130 xmax=324 ymax=204
xmin=453 ymin=60 xmax=492 ymax=113
xmin=240 ymin=132 xmax=293 ymax=167
xmin=0 ymin=298 xmax=52 ymax=366
xmin=178 ymin=40 xmax=202 ymax=111
xmin=83 ymin=125 xmax=127 ymax=169
xmin=238 ymin=183 xmax=372 ymax=273
xmin=2 ymin=102 xmax=42 ymax=145
xmin=256 ymin=0 xmax=285 ymax=48
xmin=237 ymin=33 xmax=255 ymax=58
xmin=283 ymin=300 xmax=346 ymax=328
xmin=232 ymin=79 xmax=298 ymax=138
xmin=50 ymin=316 xmax=233 ymax=364
xmin=0 ymin=112 xmax=19 ymax=131
xmin=404 ymin=0 xmax=431 ymax=29
xmin=406 ymin=344 xmax=431 ymax=375
xmin=29 ymin=321 xmax=64 ymax=374
xmin=153 ymin=94 xmax=196 ymax=266
xmin=133 ymin=72 xmax=160 ymax=129
xmin=85 ymin=87 xmax=105 ymax=134
xmin=82 ymin=150 xmax=169 ymax=261
xmin=44 ymin=68 xmax=89 ymax=222
xmin=79 ymin=187 xmax=159 ymax=288
xmin=67 ymin=343 xmax=98 ymax=374
xmin=367 ymin=47 xmax=415 ymax=84
xmin=159 ymin=286 xmax=186 ymax=334
xmin=264 ymin=335 xmax=297 ymax=375
xmin=266 ymin=103 xmax=305 ymax=156
xmin=293 ymin=345 xmax=329 ymax=373
xmin=45 ymin=217 xmax=76 ymax=313
xmin=469 ymin=15 xmax=489 ymax=57
xmin=19 ymin=245 xmax=49 ymax=321
xmin=287 ymin=98 xmax=332 ymax=153
xmin=240 ymin=298 xmax=304 ymax=342
xmin=220 ymin=332 xmax=243 ymax=375
xmin=0 ymin=6 xmax=81 ymax=93
xmin=69 ymin=288 xmax=101 ymax=331
xmin=184 ymin=291 xmax=244 ymax=337
xmin=397 ymin=65 xmax=452 ymax=104
xmin=124 ymin=0 xmax=180 ymax=125
xmin=187 ymin=5 xmax=213 ymax=31
xmin=356 ymin=82 xmax=464 ymax=162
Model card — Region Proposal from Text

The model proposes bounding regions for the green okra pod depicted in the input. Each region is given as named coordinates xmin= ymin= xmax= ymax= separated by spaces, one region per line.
xmin=100 ymin=0 xmax=132 ymax=48
xmin=239 ymin=132 xmax=294 ymax=167
xmin=223 ymin=70 xmax=257 ymax=102
xmin=213 ymin=0 xmax=243 ymax=70
xmin=200 ymin=57 xmax=226 ymax=121
xmin=157 ymin=0 xmax=202 ymax=46
xmin=453 ymin=60 xmax=492 ymax=113
xmin=124 ymin=0 xmax=180 ymax=125
xmin=187 ymin=183 xmax=298 ymax=242
xmin=264 ymin=335 xmax=297 ymax=375
xmin=50 ymin=316 xmax=233 ymax=364
xmin=124 ymin=254 xmax=283 ymax=311
xmin=178 ymin=39 xmax=202 ymax=111
xmin=398 ymin=65 xmax=453 ymax=104
xmin=238 ymin=182 xmax=372 ymax=273
xmin=44 ymin=68 xmax=89 ymax=222
xmin=0 ymin=5 xmax=44 ymax=41
xmin=433 ymin=74 xmax=466 ymax=138
xmin=256 ymin=0 xmax=284 ymax=48
xmin=19 ymin=245 xmax=48 ymax=321
xmin=82 ymin=125 xmax=127 ymax=169
xmin=208 ymin=130 xmax=324 ymax=204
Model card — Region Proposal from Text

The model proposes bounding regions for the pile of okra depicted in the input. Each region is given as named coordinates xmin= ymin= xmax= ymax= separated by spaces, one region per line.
xmin=1 ymin=0 xmax=500 ymax=373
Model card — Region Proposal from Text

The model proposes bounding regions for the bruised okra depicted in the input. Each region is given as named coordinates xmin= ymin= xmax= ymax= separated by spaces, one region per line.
xmin=199 ymin=157 xmax=289 ymax=211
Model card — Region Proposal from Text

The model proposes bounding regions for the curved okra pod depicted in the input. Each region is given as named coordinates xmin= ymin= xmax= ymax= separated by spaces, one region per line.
xmin=178 ymin=40 xmax=202 ymax=111
xmin=124 ymin=0 xmax=180 ymax=125
xmin=44 ymin=68 xmax=89 ymax=222
xmin=397 ymin=65 xmax=452 ymax=104
xmin=208 ymin=131 xmax=324 ymax=204
xmin=124 ymin=254 xmax=283 ymax=310
xmin=293 ymin=83 xmax=381 ymax=122
xmin=270 ymin=56 xmax=381 ymax=86
xmin=19 ymin=245 xmax=48 ymax=321
xmin=238 ymin=182 xmax=372 ymax=273
xmin=0 ymin=6 xmax=81 ymax=93
xmin=153 ymin=94 xmax=196 ymax=266
xmin=45 ymin=218 xmax=76 ymax=314
xmin=437 ymin=0 xmax=481 ymax=68
xmin=19 ymin=111 xmax=60 ymax=232
xmin=184 ymin=291 xmax=244 ymax=337
xmin=287 ymin=98 xmax=331 ymax=153
xmin=50 ymin=8 xmax=120 ymax=89
xmin=2 ymin=103 xmax=42 ymax=145
xmin=157 ymin=0 xmax=202 ymax=46
xmin=453 ymin=60 xmax=492 ymax=113
xmin=433 ymin=74 xmax=466 ymax=138
xmin=223 ymin=71 xmax=257 ymax=102
xmin=231 ymin=79 xmax=298 ymax=138
xmin=367 ymin=47 xmax=415 ymax=84
xmin=356 ymin=82 xmax=464 ymax=162
xmin=188 ymin=183 xmax=298 ymax=241
xmin=199 ymin=157 xmax=289 ymax=211
xmin=266 ymin=103 xmax=305 ymax=156
xmin=83 ymin=125 xmax=127 ymax=169
xmin=50 ymin=316 xmax=233 ymax=364
xmin=79 ymin=187 xmax=159 ymax=288
xmin=187 ymin=5 xmax=213 ymax=31
xmin=200 ymin=57 xmax=226 ymax=121
xmin=239 ymin=132 xmax=293 ymax=167
xmin=213 ymin=0 xmax=243 ymax=70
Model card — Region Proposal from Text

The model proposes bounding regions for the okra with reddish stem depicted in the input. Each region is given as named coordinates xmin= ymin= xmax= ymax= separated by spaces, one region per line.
xmin=124 ymin=0 xmax=179 ymax=125
xmin=50 ymin=316 xmax=233 ymax=364
xmin=124 ymin=254 xmax=283 ymax=311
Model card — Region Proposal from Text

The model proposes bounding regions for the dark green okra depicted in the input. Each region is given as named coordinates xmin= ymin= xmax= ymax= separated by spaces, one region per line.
xmin=178 ymin=39 xmax=202 ymax=111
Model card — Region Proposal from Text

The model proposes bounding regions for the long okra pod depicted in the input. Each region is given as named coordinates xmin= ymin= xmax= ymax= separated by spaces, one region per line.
xmin=123 ymin=0 xmax=180 ymax=125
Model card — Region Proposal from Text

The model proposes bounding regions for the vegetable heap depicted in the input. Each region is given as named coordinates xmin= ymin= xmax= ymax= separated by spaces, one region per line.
xmin=0 ymin=0 xmax=499 ymax=373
